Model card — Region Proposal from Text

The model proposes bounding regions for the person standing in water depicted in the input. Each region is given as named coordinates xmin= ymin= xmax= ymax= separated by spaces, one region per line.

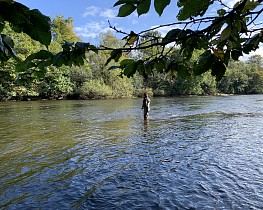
xmin=142 ymin=93 xmax=151 ymax=119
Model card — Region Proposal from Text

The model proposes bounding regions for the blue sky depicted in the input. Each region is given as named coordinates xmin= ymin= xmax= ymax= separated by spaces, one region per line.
xmin=15 ymin=0 xmax=263 ymax=57
xmin=15 ymin=0 xmax=240 ymax=41
xmin=16 ymin=0 xmax=182 ymax=43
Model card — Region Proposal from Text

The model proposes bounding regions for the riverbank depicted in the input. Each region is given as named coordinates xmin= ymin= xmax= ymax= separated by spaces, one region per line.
xmin=0 ymin=92 xmax=239 ymax=102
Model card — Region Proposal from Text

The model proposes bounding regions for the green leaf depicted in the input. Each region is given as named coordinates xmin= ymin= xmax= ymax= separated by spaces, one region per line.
xmin=62 ymin=41 xmax=74 ymax=52
xmin=0 ymin=22 xmax=4 ymax=32
xmin=217 ymin=9 xmax=226 ymax=16
xmin=75 ymin=42 xmax=90 ymax=50
xmin=117 ymin=4 xmax=136 ymax=17
xmin=105 ymin=49 xmax=122 ymax=66
xmin=177 ymin=0 xmax=213 ymax=20
xmin=211 ymin=61 xmax=226 ymax=81
xmin=243 ymin=33 xmax=261 ymax=54
xmin=113 ymin=50 xmax=122 ymax=62
xmin=38 ymin=60 xmax=52 ymax=71
xmin=72 ymin=56 xmax=84 ymax=66
xmin=231 ymin=49 xmax=243 ymax=61
xmin=33 ymin=70 xmax=45 ymax=79
xmin=113 ymin=0 xmax=137 ymax=7
xmin=224 ymin=50 xmax=230 ymax=65
xmin=181 ymin=41 xmax=195 ymax=60
xmin=145 ymin=62 xmax=154 ymax=75
xmin=25 ymin=50 xmax=53 ymax=61
xmin=28 ymin=9 xmax=52 ymax=47
xmin=219 ymin=26 xmax=231 ymax=41
xmin=154 ymin=0 xmax=171 ymax=16
xmin=207 ymin=19 xmax=225 ymax=39
xmin=180 ymin=33 xmax=208 ymax=59
xmin=88 ymin=44 xmax=98 ymax=54
xmin=15 ymin=78 xmax=29 ymax=85
xmin=18 ymin=50 xmax=53 ymax=71
xmin=125 ymin=31 xmax=139 ymax=46
xmin=53 ymin=52 xmax=66 ymax=67
xmin=137 ymin=0 xmax=151 ymax=16
xmin=162 ymin=29 xmax=182 ymax=44
xmin=177 ymin=64 xmax=191 ymax=78
xmin=136 ymin=60 xmax=146 ymax=75
xmin=193 ymin=50 xmax=216 ymax=75
xmin=0 ymin=2 xmax=52 ymax=46
xmin=154 ymin=59 xmax=165 ymax=73
xmin=120 ymin=59 xmax=134 ymax=66
xmin=120 ymin=59 xmax=138 ymax=77
xmin=240 ymin=18 xmax=248 ymax=33
xmin=242 ymin=0 xmax=260 ymax=14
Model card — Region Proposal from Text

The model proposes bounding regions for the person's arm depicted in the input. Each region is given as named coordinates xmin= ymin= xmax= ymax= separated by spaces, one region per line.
xmin=147 ymin=98 xmax=150 ymax=110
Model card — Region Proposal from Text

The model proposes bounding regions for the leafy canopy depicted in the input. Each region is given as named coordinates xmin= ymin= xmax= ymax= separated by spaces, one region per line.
xmin=110 ymin=0 xmax=263 ymax=81
xmin=0 ymin=0 xmax=263 ymax=81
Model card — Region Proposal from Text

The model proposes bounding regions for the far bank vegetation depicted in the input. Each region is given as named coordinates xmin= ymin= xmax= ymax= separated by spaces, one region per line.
xmin=1 ymin=16 xmax=263 ymax=101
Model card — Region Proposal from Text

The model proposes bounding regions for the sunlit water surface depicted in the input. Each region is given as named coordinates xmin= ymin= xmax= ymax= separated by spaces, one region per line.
xmin=0 ymin=95 xmax=263 ymax=209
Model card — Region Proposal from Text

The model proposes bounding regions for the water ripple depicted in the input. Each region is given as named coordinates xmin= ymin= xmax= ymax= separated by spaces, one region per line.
xmin=1 ymin=96 xmax=263 ymax=209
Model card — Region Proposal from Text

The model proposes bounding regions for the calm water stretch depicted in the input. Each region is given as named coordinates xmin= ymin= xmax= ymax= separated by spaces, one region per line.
xmin=0 ymin=95 xmax=263 ymax=209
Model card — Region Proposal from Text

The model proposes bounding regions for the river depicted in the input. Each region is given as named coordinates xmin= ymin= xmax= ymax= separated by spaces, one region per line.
xmin=0 ymin=95 xmax=263 ymax=209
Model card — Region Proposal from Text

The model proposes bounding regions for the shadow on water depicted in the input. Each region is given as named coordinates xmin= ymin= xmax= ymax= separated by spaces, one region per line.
xmin=1 ymin=95 xmax=263 ymax=209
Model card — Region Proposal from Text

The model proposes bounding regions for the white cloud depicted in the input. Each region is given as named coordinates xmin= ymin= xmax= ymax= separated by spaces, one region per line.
xmin=210 ymin=0 xmax=239 ymax=13
xmin=82 ymin=6 xmax=117 ymax=19
xmin=100 ymin=9 xmax=117 ymax=18
xmin=223 ymin=0 xmax=239 ymax=8
xmin=82 ymin=6 xmax=100 ymax=17
xmin=208 ymin=0 xmax=239 ymax=15
xmin=74 ymin=21 xmax=113 ymax=39
xmin=101 ymin=27 xmax=115 ymax=34
xmin=75 ymin=21 xmax=103 ymax=38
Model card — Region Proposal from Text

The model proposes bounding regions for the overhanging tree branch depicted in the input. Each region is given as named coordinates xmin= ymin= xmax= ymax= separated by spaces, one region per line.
xmin=1 ymin=0 xmax=263 ymax=82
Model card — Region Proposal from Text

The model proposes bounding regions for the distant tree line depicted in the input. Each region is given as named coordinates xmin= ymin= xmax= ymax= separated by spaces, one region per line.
xmin=0 ymin=16 xmax=262 ymax=101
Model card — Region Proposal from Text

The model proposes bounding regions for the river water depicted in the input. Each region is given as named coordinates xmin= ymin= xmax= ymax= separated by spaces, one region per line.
xmin=0 ymin=95 xmax=263 ymax=209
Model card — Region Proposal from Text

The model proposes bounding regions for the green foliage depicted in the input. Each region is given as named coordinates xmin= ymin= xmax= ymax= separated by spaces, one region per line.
xmin=0 ymin=16 xmax=82 ymax=100
xmin=117 ymin=3 xmax=136 ymax=17
xmin=70 ymin=65 xmax=92 ymax=89
xmin=17 ymin=50 xmax=54 ymax=72
xmin=0 ymin=1 xmax=51 ymax=46
xmin=1 ymin=0 xmax=262 ymax=86
xmin=137 ymin=0 xmax=151 ymax=16
xmin=39 ymin=66 xmax=73 ymax=99
xmin=247 ymin=71 xmax=263 ymax=93
xmin=115 ymin=0 xmax=172 ymax=17
xmin=120 ymin=59 xmax=138 ymax=77
xmin=112 ymin=0 xmax=263 ymax=81
xmin=154 ymin=0 xmax=171 ymax=16
xmin=80 ymin=79 xmax=113 ymax=99
xmin=177 ymin=0 xmax=214 ymax=20
xmin=106 ymin=49 xmax=122 ymax=66
xmin=52 ymin=16 xmax=81 ymax=44
xmin=217 ymin=57 xmax=263 ymax=94
xmin=0 ymin=60 xmax=16 ymax=100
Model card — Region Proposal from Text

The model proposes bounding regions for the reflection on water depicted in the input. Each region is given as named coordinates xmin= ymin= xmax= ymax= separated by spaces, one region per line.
xmin=0 ymin=95 xmax=263 ymax=209
xmin=143 ymin=118 xmax=150 ymax=132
